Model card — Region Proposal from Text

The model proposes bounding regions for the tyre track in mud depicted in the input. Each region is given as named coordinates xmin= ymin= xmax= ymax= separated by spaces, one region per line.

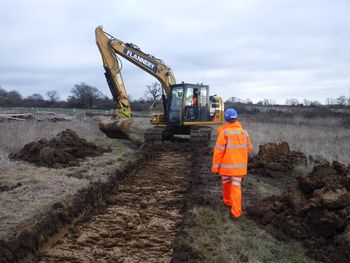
xmin=38 ymin=147 xmax=191 ymax=263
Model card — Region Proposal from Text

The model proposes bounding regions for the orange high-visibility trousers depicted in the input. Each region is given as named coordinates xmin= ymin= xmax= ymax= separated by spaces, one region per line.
xmin=221 ymin=176 xmax=242 ymax=218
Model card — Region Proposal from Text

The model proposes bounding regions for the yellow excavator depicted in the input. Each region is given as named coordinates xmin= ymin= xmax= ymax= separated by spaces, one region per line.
xmin=95 ymin=26 xmax=224 ymax=143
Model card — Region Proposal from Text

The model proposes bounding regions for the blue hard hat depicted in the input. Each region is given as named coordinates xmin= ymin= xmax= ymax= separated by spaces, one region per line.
xmin=224 ymin=108 xmax=238 ymax=121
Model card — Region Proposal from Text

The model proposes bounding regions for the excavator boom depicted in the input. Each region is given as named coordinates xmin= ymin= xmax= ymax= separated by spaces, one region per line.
xmin=95 ymin=26 xmax=176 ymax=139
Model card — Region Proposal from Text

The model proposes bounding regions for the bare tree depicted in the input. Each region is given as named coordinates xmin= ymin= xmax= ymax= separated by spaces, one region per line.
xmin=326 ymin=98 xmax=337 ymax=105
xmin=227 ymin=97 xmax=245 ymax=103
xmin=286 ymin=98 xmax=300 ymax=106
xmin=46 ymin=90 xmax=60 ymax=103
xmin=262 ymin=98 xmax=276 ymax=106
xmin=7 ymin=90 xmax=22 ymax=104
xmin=0 ymin=87 xmax=8 ymax=101
xmin=268 ymin=99 xmax=276 ymax=105
xmin=303 ymin=99 xmax=311 ymax=106
xmin=244 ymin=98 xmax=253 ymax=105
xmin=27 ymin=93 xmax=44 ymax=101
xmin=69 ymin=82 xmax=103 ymax=108
xmin=337 ymin=95 xmax=347 ymax=106
xmin=310 ymin=100 xmax=321 ymax=106
xmin=144 ymin=82 xmax=161 ymax=103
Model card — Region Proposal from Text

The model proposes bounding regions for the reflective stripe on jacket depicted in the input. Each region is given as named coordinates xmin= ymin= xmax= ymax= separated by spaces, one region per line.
xmin=212 ymin=121 xmax=252 ymax=176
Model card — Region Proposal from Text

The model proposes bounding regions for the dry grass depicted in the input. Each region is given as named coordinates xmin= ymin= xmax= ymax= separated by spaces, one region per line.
xmin=0 ymin=114 xmax=152 ymax=250
xmin=0 ymin=117 xmax=105 ymax=168
xmin=239 ymin=115 xmax=350 ymax=164
xmin=0 ymin=116 xmax=140 ymax=240
xmin=202 ymin=114 xmax=347 ymax=263
xmin=0 ymin=117 xmax=103 ymax=152
xmin=189 ymin=206 xmax=316 ymax=263
xmin=130 ymin=113 xmax=350 ymax=164
xmin=0 ymin=166 xmax=89 ymax=239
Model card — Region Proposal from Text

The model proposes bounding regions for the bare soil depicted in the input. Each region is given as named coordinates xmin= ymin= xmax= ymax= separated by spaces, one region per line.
xmin=9 ymin=129 xmax=111 ymax=168
xmin=0 ymin=116 xmax=142 ymax=263
xmin=249 ymin=141 xmax=307 ymax=178
xmin=171 ymin=146 xmax=220 ymax=262
xmin=38 ymin=144 xmax=192 ymax=262
xmin=1 ymin=138 xmax=317 ymax=263
xmin=172 ymin=143 xmax=313 ymax=263
xmin=1 ymin=116 xmax=343 ymax=263
xmin=247 ymin=160 xmax=350 ymax=263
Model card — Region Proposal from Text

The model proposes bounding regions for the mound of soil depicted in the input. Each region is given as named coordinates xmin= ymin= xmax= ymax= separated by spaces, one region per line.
xmin=10 ymin=129 xmax=111 ymax=168
xmin=249 ymin=142 xmax=307 ymax=178
xmin=247 ymin=160 xmax=350 ymax=263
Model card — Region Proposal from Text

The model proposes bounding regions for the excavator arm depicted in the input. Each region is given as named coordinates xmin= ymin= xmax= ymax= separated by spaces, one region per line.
xmin=96 ymin=26 xmax=176 ymax=113
xmin=95 ymin=26 xmax=176 ymax=138
xmin=95 ymin=27 xmax=131 ymax=119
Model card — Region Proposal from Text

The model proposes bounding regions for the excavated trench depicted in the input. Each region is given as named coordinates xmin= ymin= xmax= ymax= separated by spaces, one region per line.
xmin=37 ymin=144 xmax=193 ymax=262
xmin=7 ymin=137 xmax=342 ymax=262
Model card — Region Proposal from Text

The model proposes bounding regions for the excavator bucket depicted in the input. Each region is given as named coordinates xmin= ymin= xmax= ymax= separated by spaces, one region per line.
xmin=99 ymin=117 xmax=132 ymax=139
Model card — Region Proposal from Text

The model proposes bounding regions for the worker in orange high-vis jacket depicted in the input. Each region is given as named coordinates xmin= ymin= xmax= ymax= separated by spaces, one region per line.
xmin=212 ymin=108 xmax=252 ymax=219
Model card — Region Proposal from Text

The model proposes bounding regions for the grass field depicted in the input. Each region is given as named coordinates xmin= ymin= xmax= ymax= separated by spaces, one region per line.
xmin=0 ymin=107 xmax=110 ymax=115
xmin=189 ymin=207 xmax=315 ymax=263
xmin=0 ymin=118 xmax=104 ymax=168
xmin=2 ymin=109 xmax=348 ymax=166
xmin=239 ymin=114 xmax=349 ymax=164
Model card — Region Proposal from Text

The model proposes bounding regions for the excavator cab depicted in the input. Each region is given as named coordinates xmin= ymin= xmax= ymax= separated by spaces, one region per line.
xmin=168 ymin=83 xmax=218 ymax=125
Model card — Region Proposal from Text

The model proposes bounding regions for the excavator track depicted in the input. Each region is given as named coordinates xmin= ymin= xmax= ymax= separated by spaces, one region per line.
xmin=38 ymin=148 xmax=191 ymax=262
xmin=190 ymin=126 xmax=212 ymax=146
xmin=144 ymin=126 xmax=170 ymax=144
xmin=145 ymin=126 xmax=212 ymax=145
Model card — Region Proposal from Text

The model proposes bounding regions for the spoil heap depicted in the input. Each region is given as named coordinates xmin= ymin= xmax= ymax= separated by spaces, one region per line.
xmin=248 ymin=160 xmax=350 ymax=263
xmin=10 ymin=129 xmax=111 ymax=168
xmin=249 ymin=142 xmax=307 ymax=178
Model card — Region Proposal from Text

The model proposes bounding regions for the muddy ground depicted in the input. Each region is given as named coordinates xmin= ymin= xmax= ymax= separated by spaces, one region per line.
xmin=171 ymin=144 xmax=314 ymax=263
xmin=0 ymin=142 xmax=197 ymax=263
xmin=1 ymin=130 xmax=318 ymax=263
xmin=248 ymin=160 xmax=350 ymax=263
xmin=38 ymin=145 xmax=192 ymax=262
xmin=0 ymin=116 xmax=144 ymax=263
xmin=1 ymin=114 xmax=346 ymax=262
xmin=246 ymin=141 xmax=350 ymax=262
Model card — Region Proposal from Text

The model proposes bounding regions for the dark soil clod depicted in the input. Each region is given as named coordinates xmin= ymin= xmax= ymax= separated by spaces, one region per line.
xmin=9 ymin=129 xmax=111 ymax=168
xmin=249 ymin=142 xmax=307 ymax=178
xmin=247 ymin=160 xmax=350 ymax=263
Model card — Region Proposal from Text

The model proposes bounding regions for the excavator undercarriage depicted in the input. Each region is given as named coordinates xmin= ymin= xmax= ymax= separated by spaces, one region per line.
xmin=144 ymin=126 xmax=212 ymax=145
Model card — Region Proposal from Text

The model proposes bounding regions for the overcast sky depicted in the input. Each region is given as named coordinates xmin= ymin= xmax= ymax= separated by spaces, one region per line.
xmin=0 ymin=0 xmax=350 ymax=104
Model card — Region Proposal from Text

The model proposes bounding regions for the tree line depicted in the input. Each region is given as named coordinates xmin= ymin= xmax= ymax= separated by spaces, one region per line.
xmin=0 ymin=82 xmax=160 ymax=110
xmin=226 ymin=96 xmax=350 ymax=107
xmin=1 ymin=82 xmax=349 ymax=110
xmin=0 ymin=83 xmax=111 ymax=109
